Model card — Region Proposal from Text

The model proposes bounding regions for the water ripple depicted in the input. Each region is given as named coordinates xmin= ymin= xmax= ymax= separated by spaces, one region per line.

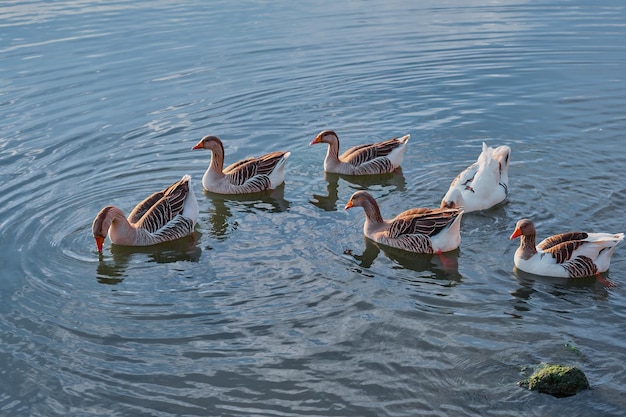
xmin=2 ymin=1 xmax=626 ymax=416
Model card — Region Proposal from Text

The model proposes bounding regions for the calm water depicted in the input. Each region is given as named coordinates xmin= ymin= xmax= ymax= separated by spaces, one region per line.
xmin=1 ymin=1 xmax=626 ymax=416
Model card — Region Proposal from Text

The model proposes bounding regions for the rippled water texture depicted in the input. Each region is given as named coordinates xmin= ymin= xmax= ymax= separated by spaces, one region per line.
xmin=1 ymin=1 xmax=626 ymax=416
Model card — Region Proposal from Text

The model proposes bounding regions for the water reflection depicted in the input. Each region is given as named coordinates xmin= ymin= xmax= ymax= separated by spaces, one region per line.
xmin=203 ymin=185 xmax=291 ymax=240
xmin=310 ymin=169 xmax=407 ymax=211
xmin=310 ymin=172 xmax=341 ymax=212
xmin=508 ymin=272 xmax=536 ymax=318
xmin=509 ymin=268 xmax=610 ymax=315
xmin=346 ymin=237 xmax=462 ymax=281
xmin=96 ymin=233 xmax=202 ymax=284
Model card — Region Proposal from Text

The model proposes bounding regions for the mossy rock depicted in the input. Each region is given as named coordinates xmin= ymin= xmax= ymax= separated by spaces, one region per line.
xmin=519 ymin=363 xmax=590 ymax=397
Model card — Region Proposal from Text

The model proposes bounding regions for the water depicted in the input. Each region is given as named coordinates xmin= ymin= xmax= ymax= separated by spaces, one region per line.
xmin=1 ymin=1 xmax=626 ymax=416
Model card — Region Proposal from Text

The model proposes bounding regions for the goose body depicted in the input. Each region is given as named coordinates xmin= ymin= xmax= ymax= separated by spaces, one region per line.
xmin=92 ymin=175 xmax=199 ymax=252
xmin=441 ymin=142 xmax=511 ymax=212
xmin=193 ymin=135 xmax=290 ymax=194
xmin=345 ymin=191 xmax=463 ymax=254
xmin=310 ymin=130 xmax=409 ymax=175
xmin=510 ymin=218 xmax=623 ymax=278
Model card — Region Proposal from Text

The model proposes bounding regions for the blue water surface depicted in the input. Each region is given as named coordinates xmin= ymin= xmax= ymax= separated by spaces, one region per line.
xmin=1 ymin=1 xmax=625 ymax=416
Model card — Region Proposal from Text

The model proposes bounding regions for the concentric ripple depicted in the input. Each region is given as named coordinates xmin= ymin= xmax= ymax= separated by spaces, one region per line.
xmin=1 ymin=1 xmax=626 ymax=416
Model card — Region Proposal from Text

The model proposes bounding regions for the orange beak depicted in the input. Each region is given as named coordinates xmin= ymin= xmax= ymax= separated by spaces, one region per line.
xmin=95 ymin=236 xmax=105 ymax=252
xmin=191 ymin=141 xmax=203 ymax=150
xmin=344 ymin=200 xmax=354 ymax=210
xmin=509 ymin=227 xmax=522 ymax=240
xmin=309 ymin=136 xmax=322 ymax=146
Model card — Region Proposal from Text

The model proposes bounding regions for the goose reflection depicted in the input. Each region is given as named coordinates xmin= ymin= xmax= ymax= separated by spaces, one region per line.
xmin=204 ymin=184 xmax=291 ymax=240
xmin=345 ymin=237 xmax=462 ymax=281
xmin=510 ymin=268 xmax=610 ymax=309
xmin=310 ymin=169 xmax=407 ymax=212
xmin=95 ymin=233 xmax=202 ymax=284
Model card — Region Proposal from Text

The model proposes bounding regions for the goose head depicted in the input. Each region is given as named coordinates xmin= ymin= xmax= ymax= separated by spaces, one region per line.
xmin=310 ymin=130 xmax=339 ymax=146
xmin=92 ymin=206 xmax=115 ymax=252
xmin=344 ymin=190 xmax=381 ymax=214
xmin=510 ymin=218 xmax=536 ymax=240
xmin=192 ymin=135 xmax=225 ymax=154
xmin=441 ymin=188 xmax=464 ymax=209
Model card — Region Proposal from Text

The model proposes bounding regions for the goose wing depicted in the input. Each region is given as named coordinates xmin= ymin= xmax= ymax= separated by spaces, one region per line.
xmin=130 ymin=177 xmax=190 ymax=233
xmin=448 ymin=162 xmax=479 ymax=190
xmin=539 ymin=239 xmax=586 ymax=264
xmin=128 ymin=189 xmax=165 ymax=225
xmin=223 ymin=152 xmax=287 ymax=185
xmin=388 ymin=208 xmax=461 ymax=238
xmin=538 ymin=232 xmax=588 ymax=252
xmin=340 ymin=138 xmax=403 ymax=167
xmin=538 ymin=232 xmax=623 ymax=264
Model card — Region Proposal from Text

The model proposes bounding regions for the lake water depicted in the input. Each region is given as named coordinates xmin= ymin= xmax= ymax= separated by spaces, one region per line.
xmin=1 ymin=1 xmax=626 ymax=416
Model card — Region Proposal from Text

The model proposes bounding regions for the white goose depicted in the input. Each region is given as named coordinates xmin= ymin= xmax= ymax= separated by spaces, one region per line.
xmin=192 ymin=135 xmax=290 ymax=194
xmin=310 ymin=130 xmax=409 ymax=175
xmin=92 ymin=175 xmax=199 ymax=252
xmin=345 ymin=191 xmax=463 ymax=254
xmin=510 ymin=218 xmax=624 ymax=278
xmin=441 ymin=142 xmax=511 ymax=212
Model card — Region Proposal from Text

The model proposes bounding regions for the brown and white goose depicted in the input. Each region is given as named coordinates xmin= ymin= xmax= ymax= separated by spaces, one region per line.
xmin=310 ymin=130 xmax=409 ymax=175
xmin=192 ymin=135 xmax=290 ymax=194
xmin=510 ymin=218 xmax=624 ymax=278
xmin=344 ymin=191 xmax=463 ymax=254
xmin=92 ymin=175 xmax=199 ymax=252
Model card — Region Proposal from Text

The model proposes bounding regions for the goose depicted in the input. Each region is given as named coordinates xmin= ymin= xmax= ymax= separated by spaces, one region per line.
xmin=192 ymin=135 xmax=290 ymax=194
xmin=441 ymin=142 xmax=511 ymax=212
xmin=510 ymin=218 xmax=624 ymax=278
xmin=310 ymin=130 xmax=409 ymax=175
xmin=344 ymin=191 xmax=463 ymax=254
xmin=92 ymin=175 xmax=199 ymax=252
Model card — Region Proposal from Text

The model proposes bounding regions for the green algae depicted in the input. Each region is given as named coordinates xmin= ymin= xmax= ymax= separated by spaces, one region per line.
xmin=518 ymin=363 xmax=589 ymax=398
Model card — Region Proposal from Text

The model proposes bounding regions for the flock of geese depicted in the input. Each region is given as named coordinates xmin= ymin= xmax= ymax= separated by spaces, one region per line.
xmin=92 ymin=131 xmax=623 ymax=280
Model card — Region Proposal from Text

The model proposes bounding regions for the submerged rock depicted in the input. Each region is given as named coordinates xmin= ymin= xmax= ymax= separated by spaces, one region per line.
xmin=519 ymin=363 xmax=590 ymax=397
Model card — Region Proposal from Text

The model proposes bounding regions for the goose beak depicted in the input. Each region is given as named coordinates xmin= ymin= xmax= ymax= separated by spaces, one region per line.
xmin=344 ymin=200 xmax=354 ymax=210
xmin=309 ymin=136 xmax=322 ymax=146
xmin=509 ymin=227 xmax=522 ymax=240
xmin=192 ymin=142 xmax=203 ymax=150
xmin=95 ymin=236 xmax=105 ymax=252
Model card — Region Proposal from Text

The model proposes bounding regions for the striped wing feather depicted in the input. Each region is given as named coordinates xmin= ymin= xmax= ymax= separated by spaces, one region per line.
xmin=538 ymin=232 xmax=589 ymax=264
xmin=255 ymin=152 xmax=287 ymax=174
xmin=388 ymin=208 xmax=460 ymax=238
xmin=353 ymin=158 xmax=394 ymax=175
xmin=130 ymin=178 xmax=189 ymax=233
xmin=538 ymin=232 xmax=588 ymax=251
xmin=151 ymin=216 xmax=195 ymax=243
xmin=340 ymin=138 xmax=402 ymax=166
xmin=562 ymin=256 xmax=598 ymax=278
xmin=223 ymin=152 xmax=286 ymax=186
xmin=541 ymin=240 xmax=586 ymax=264
xmin=128 ymin=190 xmax=165 ymax=225
xmin=387 ymin=234 xmax=433 ymax=253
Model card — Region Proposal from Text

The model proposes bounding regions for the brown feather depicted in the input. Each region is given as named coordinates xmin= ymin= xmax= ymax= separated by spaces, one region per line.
xmin=538 ymin=232 xmax=589 ymax=251
xmin=341 ymin=138 xmax=404 ymax=166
